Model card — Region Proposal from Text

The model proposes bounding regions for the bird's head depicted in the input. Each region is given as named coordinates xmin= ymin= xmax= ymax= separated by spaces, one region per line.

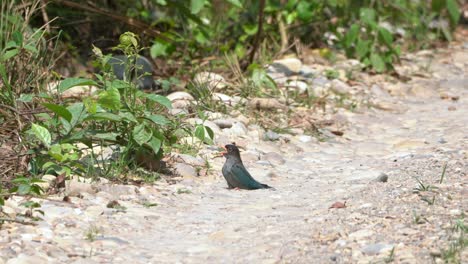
xmin=223 ymin=143 xmax=240 ymax=157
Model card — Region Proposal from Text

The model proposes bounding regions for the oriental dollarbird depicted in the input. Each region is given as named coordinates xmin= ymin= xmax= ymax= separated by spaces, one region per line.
xmin=221 ymin=143 xmax=273 ymax=190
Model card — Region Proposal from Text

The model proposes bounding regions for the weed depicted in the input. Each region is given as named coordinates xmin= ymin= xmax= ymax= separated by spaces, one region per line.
xmin=177 ymin=188 xmax=191 ymax=194
xmin=413 ymin=177 xmax=438 ymax=193
xmin=439 ymin=162 xmax=448 ymax=184
xmin=439 ymin=215 xmax=467 ymax=263
xmin=412 ymin=211 xmax=427 ymax=225
xmin=383 ymin=247 xmax=395 ymax=263
xmin=141 ymin=202 xmax=158 ymax=208
xmin=85 ymin=225 xmax=101 ymax=242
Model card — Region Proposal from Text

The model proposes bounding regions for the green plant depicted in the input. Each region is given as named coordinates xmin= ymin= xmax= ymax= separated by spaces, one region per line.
xmin=439 ymin=215 xmax=467 ymax=263
xmin=384 ymin=247 xmax=395 ymax=263
xmin=26 ymin=32 xmax=182 ymax=179
xmin=439 ymin=162 xmax=448 ymax=184
xmin=177 ymin=188 xmax=191 ymax=194
xmin=413 ymin=177 xmax=438 ymax=193
xmin=85 ymin=225 xmax=101 ymax=242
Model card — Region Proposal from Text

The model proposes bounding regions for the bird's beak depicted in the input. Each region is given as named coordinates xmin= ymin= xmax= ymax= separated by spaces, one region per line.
xmin=214 ymin=146 xmax=227 ymax=158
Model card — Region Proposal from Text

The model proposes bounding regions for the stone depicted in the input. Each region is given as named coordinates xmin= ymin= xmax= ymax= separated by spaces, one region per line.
xmin=287 ymin=80 xmax=308 ymax=94
xmin=361 ymin=243 xmax=394 ymax=255
xmin=374 ymin=173 xmax=388 ymax=182
xmin=348 ymin=229 xmax=374 ymax=240
xmin=36 ymin=174 xmax=57 ymax=191
xmin=108 ymin=55 xmax=155 ymax=90
xmin=175 ymin=154 xmax=205 ymax=167
xmin=168 ymin=108 xmax=188 ymax=116
xmin=174 ymin=163 xmax=198 ymax=178
xmin=264 ymin=130 xmax=280 ymax=141
xmin=408 ymin=81 xmax=437 ymax=98
xmin=224 ymin=122 xmax=248 ymax=137
xmin=248 ymin=98 xmax=287 ymax=111
xmin=372 ymin=100 xmax=408 ymax=113
xmin=298 ymin=135 xmax=314 ymax=143
xmin=47 ymin=81 xmax=98 ymax=99
xmin=193 ymin=72 xmax=227 ymax=90
xmin=262 ymin=152 xmax=286 ymax=165
xmin=331 ymin=79 xmax=352 ymax=94
xmin=212 ymin=93 xmax=237 ymax=106
xmin=167 ymin=91 xmax=194 ymax=101
xmin=65 ymin=178 xmax=97 ymax=197
xmin=213 ymin=119 xmax=233 ymax=129
xmin=187 ymin=118 xmax=221 ymax=135
xmin=270 ymin=58 xmax=302 ymax=75
xmin=1 ymin=206 xmax=17 ymax=218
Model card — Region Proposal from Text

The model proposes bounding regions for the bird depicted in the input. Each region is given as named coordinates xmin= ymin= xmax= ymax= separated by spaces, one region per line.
xmin=221 ymin=143 xmax=273 ymax=190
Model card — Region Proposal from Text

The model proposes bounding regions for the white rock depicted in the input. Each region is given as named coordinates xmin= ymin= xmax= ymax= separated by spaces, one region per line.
xmin=167 ymin=91 xmax=194 ymax=101
xmin=212 ymin=93 xmax=237 ymax=106
xmin=225 ymin=122 xmax=248 ymax=136
xmin=174 ymin=163 xmax=198 ymax=178
xmin=331 ymin=79 xmax=352 ymax=94
xmin=288 ymin=80 xmax=308 ymax=94
xmin=47 ymin=81 xmax=98 ymax=99
xmin=213 ymin=119 xmax=233 ymax=129
xmin=1 ymin=206 xmax=17 ymax=218
xmin=298 ymin=135 xmax=312 ymax=143
xmin=175 ymin=153 xmax=205 ymax=167
xmin=65 ymin=178 xmax=96 ymax=197
xmin=270 ymin=58 xmax=303 ymax=74
xmin=193 ymin=72 xmax=227 ymax=90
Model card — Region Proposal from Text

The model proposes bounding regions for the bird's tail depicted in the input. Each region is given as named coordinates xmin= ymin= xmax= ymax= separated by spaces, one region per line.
xmin=261 ymin=184 xmax=276 ymax=190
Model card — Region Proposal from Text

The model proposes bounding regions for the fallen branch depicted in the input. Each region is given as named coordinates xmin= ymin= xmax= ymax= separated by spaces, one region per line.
xmin=49 ymin=0 xmax=168 ymax=40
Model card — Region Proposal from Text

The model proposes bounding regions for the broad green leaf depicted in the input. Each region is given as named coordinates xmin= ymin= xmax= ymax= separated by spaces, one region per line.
xmin=146 ymin=137 xmax=162 ymax=154
xmin=446 ymin=0 xmax=460 ymax=25
xmin=42 ymin=103 xmax=73 ymax=122
xmin=225 ymin=0 xmax=242 ymax=8
xmin=18 ymin=93 xmax=33 ymax=102
xmin=24 ymin=44 xmax=38 ymax=54
xmin=345 ymin=24 xmax=360 ymax=48
xmin=2 ymin=49 xmax=19 ymax=61
xmin=0 ymin=197 xmax=4 ymax=206
xmin=119 ymin=111 xmax=138 ymax=123
xmin=12 ymin=31 xmax=23 ymax=46
xmin=132 ymin=124 xmax=152 ymax=146
xmin=90 ymin=132 xmax=118 ymax=141
xmin=146 ymin=114 xmax=169 ymax=125
xmin=83 ymin=98 xmax=97 ymax=114
xmin=57 ymin=78 xmax=97 ymax=93
xmin=378 ymin=27 xmax=393 ymax=47
xmin=150 ymin=42 xmax=170 ymax=58
xmin=17 ymin=184 xmax=31 ymax=195
xmin=110 ymin=79 xmax=131 ymax=90
xmin=86 ymin=112 xmax=122 ymax=122
xmin=62 ymin=103 xmax=87 ymax=133
xmin=191 ymin=0 xmax=205 ymax=14
xmin=297 ymin=1 xmax=313 ymax=21
xmin=370 ymin=53 xmax=386 ymax=73
xmin=144 ymin=94 xmax=172 ymax=109
xmin=242 ymin=24 xmax=258 ymax=36
xmin=30 ymin=123 xmax=51 ymax=148
xmin=431 ymin=0 xmax=445 ymax=12
xmin=194 ymin=125 xmax=205 ymax=141
xmin=204 ymin=125 xmax=214 ymax=140
xmin=356 ymin=39 xmax=370 ymax=59
xmin=359 ymin=8 xmax=376 ymax=24
xmin=5 ymin=40 xmax=17 ymax=49
xmin=98 ymin=87 xmax=121 ymax=110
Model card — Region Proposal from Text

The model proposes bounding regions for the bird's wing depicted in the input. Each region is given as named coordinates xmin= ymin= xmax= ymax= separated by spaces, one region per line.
xmin=230 ymin=163 xmax=263 ymax=189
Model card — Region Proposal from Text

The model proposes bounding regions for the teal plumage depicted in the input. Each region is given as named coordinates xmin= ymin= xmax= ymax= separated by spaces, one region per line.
xmin=222 ymin=144 xmax=272 ymax=190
